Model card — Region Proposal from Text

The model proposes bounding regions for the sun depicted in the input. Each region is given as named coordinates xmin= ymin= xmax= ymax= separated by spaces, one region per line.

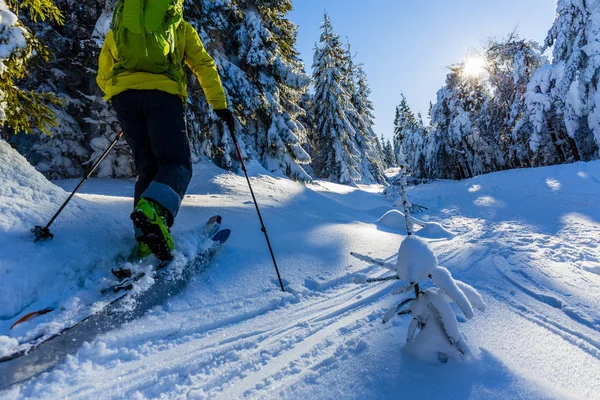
xmin=463 ymin=57 xmax=486 ymax=78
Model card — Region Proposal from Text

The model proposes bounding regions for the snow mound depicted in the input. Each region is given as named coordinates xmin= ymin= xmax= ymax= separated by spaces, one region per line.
xmin=353 ymin=273 xmax=368 ymax=284
xmin=0 ymin=335 xmax=19 ymax=357
xmin=376 ymin=209 xmax=409 ymax=233
xmin=416 ymin=221 xmax=455 ymax=239
xmin=376 ymin=209 xmax=455 ymax=239
xmin=0 ymin=140 xmax=66 ymax=232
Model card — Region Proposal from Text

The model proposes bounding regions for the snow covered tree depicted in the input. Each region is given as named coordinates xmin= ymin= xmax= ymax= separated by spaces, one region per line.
xmin=421 ymin=58 xmax=508 ymax=180
xmin=345 ymin=45 xmax=386 ymax=183
xmin=374 ymin=134 xmax=385 ymax=167
xmin=310 ymin=13 xmax=384 ymax=184
xmin=401 ymin=125 xmax=427 ymax=178
xmin=311 ymin=13 xmax=362 ymax=184
xmin=485 ymin=35 xmax=545 ymax=168
xmin=184 ymin=0 xmax=312 ymax=181
xmin=427 ymin=67 xmax=473 ymax=179
xmin=182 ymin=0 xmax=239 ymax=170
xmin=0 ymin=0 xmax=63 ymax=137
xmin=516 ymin=0 xmax=600 ymax=166
xmin=383 ymin=137 xmax=397 ymax=168
xmin=393 ymin=95 xmax=417 ymax=163
xmin=544 ymin=0 xmax=600 ymax=159
xmin=232 ymin=0 xmax=312 ymax=181
xmin=4 ymin=0 xmax=133 ymax=178
xmin=353 ymin=181 xmax=486 ymax=363
xmin=394 ymin=94 xmax=428 ymax=176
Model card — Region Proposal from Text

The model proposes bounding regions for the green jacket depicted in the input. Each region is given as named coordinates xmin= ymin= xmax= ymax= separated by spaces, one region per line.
xmin=97 ymin=20 xmax=227 ymax=110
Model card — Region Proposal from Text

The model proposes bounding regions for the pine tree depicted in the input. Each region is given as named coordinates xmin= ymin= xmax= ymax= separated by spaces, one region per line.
xmin=4 ymin=0 xmax=133 ymax=178
xmin=311 ymin=13 xmax=361 ymax=184
xmin=383 ymin=138 xmax=397 ymax=168
xmin=544 ymin=0 xmax=600 ymax=159
xmin=183 ymin=0 xmax=239 ymax=171
xmin=233 ymin=0 xmax=312 ymax=181
xmin=393 ymin=94 xmax=418 ymax=165
xmin=375 ymin=134 xmax=386 ymax=168
xmin=0 ymin=0 xmax=63 ymax=137
xmin=184 ymin=0 xmax=312 ymax=181
xmin=345 ymin=43 xmax=385 ymax=183
xmin=486 ymin=34 xmax=544 ymax=168
xmin=427 ymin=59 xmax=508 ymax=180
xmin=391 ymin=2 xmax=600 ymax=181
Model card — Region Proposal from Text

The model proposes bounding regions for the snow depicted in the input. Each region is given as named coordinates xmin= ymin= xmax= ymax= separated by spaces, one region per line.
xmin=431 ymin=266 xmax=475 ymax=320
xmin=0 ymin=142 xmax=599 ymax=398
xmin=0 ymin=140 xmax=67 ymax=232
xmin=395 ymin=235 xmax=438 ymax=283
xmin=376 ymin=209 xmax=456 ymax=239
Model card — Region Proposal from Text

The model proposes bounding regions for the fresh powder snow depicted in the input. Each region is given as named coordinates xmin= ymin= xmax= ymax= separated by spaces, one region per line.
xmin=0 ymin=140 xmax=599 ymax=399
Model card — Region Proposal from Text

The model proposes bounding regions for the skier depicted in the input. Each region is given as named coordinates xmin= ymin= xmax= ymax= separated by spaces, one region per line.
xmin=96 ymin=0 xmax=234 ymax=261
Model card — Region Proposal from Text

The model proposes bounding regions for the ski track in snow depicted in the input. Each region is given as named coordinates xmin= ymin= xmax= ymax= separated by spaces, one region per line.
xmin=10 ymin=275 xmax=396 ymax=399
xmin=2 ymin=159 xmax=600 ymax=399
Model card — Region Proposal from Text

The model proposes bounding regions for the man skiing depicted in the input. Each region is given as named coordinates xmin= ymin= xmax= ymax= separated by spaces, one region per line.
xmin=97 ymin=0 xmax=234 ymax=261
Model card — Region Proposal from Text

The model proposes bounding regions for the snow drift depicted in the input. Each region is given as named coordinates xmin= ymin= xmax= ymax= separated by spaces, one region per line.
xmin=0 ymin=140 xmax=67 ymax=232
xmin=376 ymin=209 xmax=455 ymax=239
xmin=0 ymin=140 xmax=131 ymax=323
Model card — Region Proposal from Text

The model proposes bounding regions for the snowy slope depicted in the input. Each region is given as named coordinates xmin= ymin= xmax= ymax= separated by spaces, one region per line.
xmin=1 ymin=139 xmax=599 ymax=399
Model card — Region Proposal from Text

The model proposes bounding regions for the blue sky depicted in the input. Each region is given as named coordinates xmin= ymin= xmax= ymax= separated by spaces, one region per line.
xmin=289 ymin=1 xmax=558 ymax=140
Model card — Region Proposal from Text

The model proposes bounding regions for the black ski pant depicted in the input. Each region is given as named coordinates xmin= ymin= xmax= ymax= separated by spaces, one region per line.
xmin=112 ymin=89 xmax=192 ymax=228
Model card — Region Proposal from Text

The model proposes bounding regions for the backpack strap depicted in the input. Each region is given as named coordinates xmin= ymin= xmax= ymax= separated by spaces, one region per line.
xmin=164 ymin=4 xmax=185 ymax=92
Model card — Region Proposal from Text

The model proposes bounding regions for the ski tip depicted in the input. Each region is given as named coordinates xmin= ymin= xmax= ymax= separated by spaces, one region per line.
xmin=11 ymin=308 xmax=54 ymax=330
xmin=212 ymin=229 xmax=231 ymax=244
xmin=208 ymin=215 xmax=222 ymax=225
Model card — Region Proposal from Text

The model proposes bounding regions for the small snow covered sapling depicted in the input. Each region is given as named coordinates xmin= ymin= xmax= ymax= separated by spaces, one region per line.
xmin=381 ymin=236 xmax=486 ymax=363
xmin=355 ymin=165 xmax=486 ymax=363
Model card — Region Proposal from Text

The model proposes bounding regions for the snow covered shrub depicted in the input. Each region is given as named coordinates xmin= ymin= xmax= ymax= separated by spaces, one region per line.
xmin=355 ymin=168 xmax=484 ymax=363
xmin=379 ymin=236 xmax=486 ymax=363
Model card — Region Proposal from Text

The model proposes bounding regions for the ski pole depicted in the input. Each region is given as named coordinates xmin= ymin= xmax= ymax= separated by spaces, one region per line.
xmin=224 ymin=119 xmax=286 ymax=293
xmin=32 ymin=132 xmax=124 ymax=242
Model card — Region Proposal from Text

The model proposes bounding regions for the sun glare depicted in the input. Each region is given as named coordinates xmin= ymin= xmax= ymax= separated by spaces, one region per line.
xmin=463 ymin=57 xmax=486 ymax=78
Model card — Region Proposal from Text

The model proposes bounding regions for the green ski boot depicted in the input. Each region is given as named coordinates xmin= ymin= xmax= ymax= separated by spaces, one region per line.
xmin=128 ymin=241 xmax=153 ymax=262
xmin=131 ymin=198 xmax=174 ymax=261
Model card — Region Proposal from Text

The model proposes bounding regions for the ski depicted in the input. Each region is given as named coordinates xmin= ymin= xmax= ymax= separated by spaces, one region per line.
xmin=1 ymin=216 xmax=230 ymax=365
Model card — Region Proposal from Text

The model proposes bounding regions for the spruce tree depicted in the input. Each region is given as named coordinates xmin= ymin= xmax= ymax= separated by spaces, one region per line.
xmin=383 ymin=138 xmax=397 ymax=168
xmin=231 ymin=0 xmax=312 ymax=181
xmin=375 ymin=134 xmax=386 ymax=168
xmin=183 ymin=0 xmax=240 ymax=171
xmin=485 ymin=35 xmax=544 ymax=168
xmin=4 ymin=0 xmax=133 ymax=178
xmin=311 ymin=13 xmax=361 ymax=184
xmin=393 ymin=94 xmax=417 ymax=165
xmin=544 ymin=0 xmax=600 ymax=158
xmin=346 ymin=44 xmax=385 ymax=183
xmin=185 ymin=0 xmax=312 ymax=181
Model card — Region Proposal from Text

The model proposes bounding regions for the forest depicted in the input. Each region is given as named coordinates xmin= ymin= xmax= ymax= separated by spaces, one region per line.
xmin=1 ymin=0 xmax=598 ymax=183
